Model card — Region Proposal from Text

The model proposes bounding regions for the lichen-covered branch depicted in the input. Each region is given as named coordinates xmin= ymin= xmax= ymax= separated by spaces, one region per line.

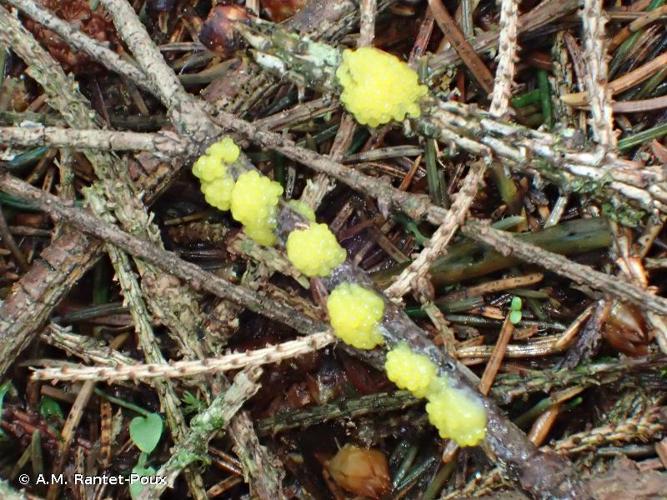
xmin=0 ymin=168 xmax=589 ymax=499
xmin=235 ymin=18 xmax=667 ymax=220
xmin=228 ymin=412 xmax=287 ymax=500
xmin=141 ymin=367 xmax=263 ymax=499
xmin=0 ymin=126 xmax=187 ymax=156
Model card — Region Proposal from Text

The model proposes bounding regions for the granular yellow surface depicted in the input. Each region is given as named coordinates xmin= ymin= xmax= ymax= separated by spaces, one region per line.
xmin=286 ymin=223 xmax=346 ymax=277
xmin=384 ymin=343 xmax=438 ymax=398
xmin=230 ymin=171 xmax=283 ymax=246
xmin=193 ymin=137 xmax=241 ymax=211
xmin=327 ymin=283 xmax=385 ymax=349
xmin=336 ymin=47 xmax=427 ymax=127
xmin=425 ymin=378 xmax=487 ymax=447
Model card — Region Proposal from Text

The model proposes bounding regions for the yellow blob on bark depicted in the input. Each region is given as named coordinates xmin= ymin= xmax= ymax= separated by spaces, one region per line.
xmin=336 ymin=47 xmax=427 ymax=127
xmin=193 ymin=137 xmax=242 ymax=211
xmin=230 ymin=171 xmax=283 ymax=246
xmin=201 ymin=176 xmax=235 ymax=211
xmin=384 ymin=343 xmax=438 ymax=398
xmin=425 ymin=378 xmax=487 ymax=447
xmin=327 ymin=283 xmax=385 ymax=349
xmin=286 ymin=223 xmax=346 ymax=277
xmin=205 ymin=136 xmax=240 ymax=164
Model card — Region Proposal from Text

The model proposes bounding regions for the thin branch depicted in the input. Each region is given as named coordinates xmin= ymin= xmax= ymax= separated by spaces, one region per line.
xmin=0 ymin=126 xmax=187 ymax=155
xmin=423 ymin=100 xmax=666 ymax=215
xmin=0 ymin=204 xmax=29 ymax=272
xmin=489 ymin=0 xmax=520 ymax=117
xmin=428 ymin=0 xmax=579 ymax=77
xmin=228 ymin=412 xmax=287 ymax=500
xmin=580 ymin=0 xmax=616 ymax=147
xmin=258 ymin=391 xmax=418 ymax=435
xmin=427 ymin=0 xmax=494 ymax=93
xmin=384 ymin=161 xmax=485 ymax=300
xmin=461 ymin=220 xmax=667 ymax=315
xmin=42 ymin=324 xmax=139 ymax=369
xmin=4 ymin=0 xmax=153 ymax=93
xmin=140 ymin=367 xmax=263 ymax=499
xmin=31 ymin=332 xmax=334 ymax=382
xmin=359 ymin=0 xmax=377 ymax=46
xmin=99 ymin=0 xmax=219 ymax=148
xmin=562 ymin=49 xmax=667 ymax=107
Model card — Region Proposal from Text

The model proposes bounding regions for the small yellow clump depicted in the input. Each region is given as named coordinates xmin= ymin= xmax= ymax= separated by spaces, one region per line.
xmin=206 ymin=136 xmax=240 ymax=164
xmin=192 ymin=137 xmax=241 ymax=211
xmin=231 ymin=171 xmax=283 ymax=246
xmin=327 ymin=283 xmax=385 ymax=349
xmin=425 ymin=379 xmax=487 ymax=447
xmin=287 ymin=200 xmax=316 ymax=222
xmin=192 ymin=154 xmax=226 ymax=183
xmin=336 ymin=47 xmax=427 ymax=127
xmin=286 ymin=223 xmax=346 ymax=277
xmin=201 ymin=177 xmax=235 ymax=212
xmin=384 ymin=344 xmax=438 ymax=398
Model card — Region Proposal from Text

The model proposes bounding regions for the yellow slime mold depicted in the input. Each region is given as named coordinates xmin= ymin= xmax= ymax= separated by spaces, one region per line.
xmin=336 ymin=47 xmax=427 ymax=127
xmin=327 ymin=283 xmax=385 ymax=349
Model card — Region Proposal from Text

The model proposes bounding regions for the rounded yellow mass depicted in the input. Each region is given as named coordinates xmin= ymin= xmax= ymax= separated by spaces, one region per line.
xmin=192 ymin=154 xmax=226 ymax=183
xmin=327 ymin=283 xmax=385 ymax=349
xmin=230 ymin=171 xmax=283 ymax=246
xmin=384 ymin=343 xmax=438 ymax=398
xmin=193 ymin=137 xmax=243 ymax=211
xmin=206 ymin=136 xmax=240 ymax=164
xmin=336 ymin=47 xmax=427 ymax=127
xmin=201 ymin=176 xmax=235 ymax=211
xmin=286 ymin=223 xmax=346 ymax=277
xmin=425 ymin=379 xmax=487 ymax=447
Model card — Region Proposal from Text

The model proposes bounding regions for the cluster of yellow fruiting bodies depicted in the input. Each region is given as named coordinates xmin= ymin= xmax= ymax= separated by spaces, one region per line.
xmin=230 ymin=171 xmax=283 ymax=246
xmin=287 ymin=223 xmax=347 ymax=277
xmin=385 ymin=344 xmax=487 ymax=446
xmin=327 ymin=283 xmax=385 ymax=349
xmin=336 ymin=47 xmax=427 ymax=127
xmin=192 ymin=137 xmax=285 ymax=246
xmin=192 ymin=137 xmax=240 ymax=210
xmin=194 ymin=138 xmax=487 ymax=447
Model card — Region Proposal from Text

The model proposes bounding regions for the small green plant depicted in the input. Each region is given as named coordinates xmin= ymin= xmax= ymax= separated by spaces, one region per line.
xmin=129 ymin=412 xmax=163 ymax=454
xmin=39 ymin=396 xmax=64 ymax=421
xmin=509 ymin=296 xmax=523 ymax=325
xmin=0 ymin=382 xmax=12 ymax=439
xmin=129 ymin=452 xmax=158 ymax=500
xmin=128 ymin=411 xmax=163 ymax=498
xmin=182 ymin=391 xmax=206 ymax=416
